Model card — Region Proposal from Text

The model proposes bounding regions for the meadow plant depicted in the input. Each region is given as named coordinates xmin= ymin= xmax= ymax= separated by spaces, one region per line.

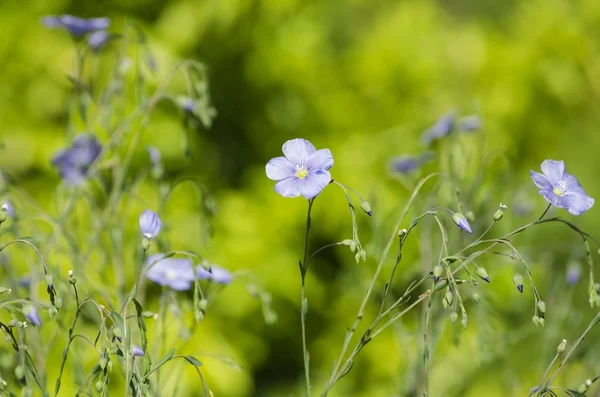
xmin=0 ymin=16 xmax=278 ymax=397
xmin=265 ymin=115 xmax=600 ymax=396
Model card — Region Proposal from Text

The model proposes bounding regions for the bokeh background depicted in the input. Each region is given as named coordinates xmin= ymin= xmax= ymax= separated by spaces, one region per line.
xmin=2 ymin=0 xmax=600 ymax=396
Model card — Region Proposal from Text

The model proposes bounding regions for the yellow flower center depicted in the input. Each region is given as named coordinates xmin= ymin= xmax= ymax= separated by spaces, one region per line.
xmin=295 ymin=165 xmax=308 ymax=179
xmin=166 ymin=270 xmax=176 ymax=281
xmin=553 ymin=180 xmax=568 ymax=197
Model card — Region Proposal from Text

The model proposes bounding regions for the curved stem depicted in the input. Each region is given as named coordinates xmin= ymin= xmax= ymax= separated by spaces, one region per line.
xmin=300 ymin=198 xmax=315 ymax=397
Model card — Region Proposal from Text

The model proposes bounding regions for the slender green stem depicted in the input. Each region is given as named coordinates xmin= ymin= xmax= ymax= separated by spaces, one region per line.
xmin=300 ymin=198 xmax=315 ymax=397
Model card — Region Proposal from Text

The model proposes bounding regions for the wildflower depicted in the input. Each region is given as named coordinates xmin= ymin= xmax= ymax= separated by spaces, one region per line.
xmin=452 ymin=213 xmax=472 ymax=234
xmin=421 ymin=112 xmax=455 ymax=146
xmin=389 ymin=152 xmax=434 ymax=174
xmin=566 ymin=262 xmax=581 ymax=285
xmin=132 ymin=346 xmax=144 ymax=357
xmin=146 ymin=254 xmax=196 ymax=291
xmin=25 ymin=306 xmax=41 ymax=327
xmin=139 ymin=210 xmax=162 ymax=240
xmin=2 ymin=201 xmax=14 ymax=218
xmin=51 ymin=134 xmax=102 ymax=185
xmin=458 ymin=115 xmax=481 ymax=132
xmin=87 ymin=30 xmax=110 ymax=50
xmin=530 ymin=160 xmax=594 ymax=215
xmin=42 ymin=15 xmax=110 ymax=38
xmin=208 ymin=265 xmax=233 ymax=285
xmin=266 ymin=138 xmax=333 ymax=199
xmin=147 ymin=147 xmax=161 ymax=167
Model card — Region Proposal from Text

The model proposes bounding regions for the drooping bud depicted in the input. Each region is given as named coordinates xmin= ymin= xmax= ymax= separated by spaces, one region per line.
xmin=476 ymin=267 xmax=490 ymax=283
xmin=557 ymin=339 xmax=567 ymax=354
xmin=445 ymin=290 xmax=453 ymax=306
xmin=360 ymin=201 xmax=372 ymax=217
xmin=198 ymin=298 xmax=208 ymax=311
xmin=537 ymin=300 xmax=546 ymax=315
xmin=398 ymin=228 xmax=407 ymax=238
xmin=472 ymin=292 xmax=480 ymax=303
xmin=359 ymin=250 xmax=366 ymax=262
xmin=493 ymin=209 xmax=504 ymax=221
xmin=340 ymin=239 xmax=353 ymax=246
xmin=539 ymin=318 xmax=545 ymax=328
xmin=513 ymin=274 xmax=524 ymax=293
xmin=95 ymin=381 xmax=104 ymax=392
xmin=449 ymin=312 xmax=458 ymax=323
xmin=433 ymin=265 xmax=443 ymax=283
xmin=349 ymin=240 xmax=357 ymax=253
xmin=532 ymin=315 xmax=540 ymax=327
xmin=14 ymin=366 xmax=24 ymax=380
xmin=141 ymin=237 xmax=151 ymax=251
xmin=461 ymin=313 xmax=468 ymax=329
xmin=452 ymin=213 xmax=472 ymax=234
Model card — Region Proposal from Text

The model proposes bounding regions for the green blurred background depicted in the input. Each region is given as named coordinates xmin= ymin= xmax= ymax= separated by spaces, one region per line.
xmin=2 ymin=0 xmax=600 ymax=396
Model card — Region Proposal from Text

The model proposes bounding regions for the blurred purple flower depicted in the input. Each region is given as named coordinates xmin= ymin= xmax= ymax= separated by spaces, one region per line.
xmin=146 ymin=254 xmax=195 ymax=291
xmin=2 ymin=201 xmax=13 ymax=217
xmin=421 ymin=112 xmax=455 ymax=146
xmin=452 ymin=213 xmax=472 ymax=234
xmin=147 ymin=147 xmax=161 ymax=166
xmin=458 ymin=115 xmax=481 ymax=133
xmin=51 ymin=134 xmax=102 ymax=185
xmin=42 ymin=15 xmax=110 ymax=37
xmin=530 ymin=160 xmax=594 ymax=215
xmin=183 ymin=98 xmax=195 ymax=112
xmin=266 ymin=138 xmax=333 ymax=199
xmin=389 ymin=152 xmax=434 ymax=174
xmin=87 ymin=30 xmax=110 ymax=50
xmin=25 ymin=306 xmax=41 ymax=326
xmin=566 ymin=263 xmax=581 ymax=285
xmin=139 ymin=210 xmax=162 ymax=239
xmin=208 ymin=265 xmax=233 ymax=285
xmin=132 ymin=346 xmax=144 ymax=357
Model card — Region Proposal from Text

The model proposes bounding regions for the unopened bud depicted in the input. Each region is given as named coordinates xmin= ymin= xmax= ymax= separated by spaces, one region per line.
xmin=493 ymin=209 xmax=504 ymax=221
xmin=113 ymin=327 xmax=122 ymax=338
xmin=48 ymin=307 xmax=58 ymax=318
xmin=532 ymin=315 xmax=540 ymax=327
xmin=433 ymin=265 xmax=443 ymax=283
xmin=539 ymin=318 xmax=545 ymax=327
xmin=14 ymin=366 xmax=24 ymax=380
xmin=349 ymin=240 xmax=357 ymax=253
xmin=445 ymin=290 xmax=454 ymax=306
xmin=398 ymin=228 xmax=407 ymax=238
xmin=45 ymin=275 xmax=53 ymax=288
xmin=513 ymin=274 xmax=524 ymax=293
xmin=195 ymin=310 xmax=204 ymax=322
xmin=476 ymin=267 xmax=490 ymax=283
xmin=198 ymin=299 xmax=208 ymax=311
xmin=537 ymin=300 xmax=546 ymax=315
xmin=452 ymin=213 xmax=473 ymax=234
xmin=359 ymin=250 xmax=366 ymax=262
xmin=432 ymin=279 xmax=448 ymax=293
xmin=472 ymin=292 xmax=480 ymax=303
xmin=95 ymin=381 xmax=104 ymax=392
xmin=354 ymin=252 xmax=361 ymax=263
xmin=141 ymin=238 xmax=151 ymax=251
xmin=99 ymin=358 xmax=107 ymax=369
xmin=449 ymin=312 xmax=458 ymax=323
xmin=340 ymin=239 xmax=353 ymax=246
xmin=360 ymin=201 xmax=372 ymax=217
xmin=557 ymin=339 xmax=567 ymax=354
xmin=54 ymin=297 xmax=62 ymax=310
xmin=461 ymin=313 xmax=468 ymax=329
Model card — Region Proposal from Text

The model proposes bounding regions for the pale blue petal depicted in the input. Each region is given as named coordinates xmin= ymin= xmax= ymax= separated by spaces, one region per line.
xmin=274 ymin=177 xmax=302 ymax=198
xmin=540 ymin=160 xmax=566 ymax=185
xmin=530 ymin=170 xmax=552 ymax=190
xmin=565 ymin=191 xmax=594 ymax=215
xmin=168 ymin=278 xmax=193 ymax=291
xmin=306 ymin=149 xmax=333 ymax=171
xmin=282 ymin=139 xmax=316 ymax=164
xmin=209 ymin=266 xmax=232 ymax=284
xmin=139 ymin=210 xmax=162 ymax=238
xmin=266 ymin=156 xmax=295 ymax=181
xmin=301 ymin=170 xmax=331 ymax=199
xmin=196 ymin=266 xmax=212 ymax=280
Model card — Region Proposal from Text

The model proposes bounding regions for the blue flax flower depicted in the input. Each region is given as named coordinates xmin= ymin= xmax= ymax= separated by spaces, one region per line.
xmin=139 ymin=210 xmax=162 ymax=240
xmin=530 ymin=160 xmax=594 ymax=215
xmin=132 ymin=346 xmax=144 ymax=357
xmin=421 ymin=112 xmax=455 ymax=146
xmin=42 ymin=15 xmax=110 ymax=38
xmin=266 ymin=138 xmax=333 ymax=199
xmin=452 ymin=213 xmax=472 ymax=234
xmin=208 ymin=265 xmax=233 ymax=285
xmin=390 ymin=152 xmax=434 ymax=174
xmin=458 ymin=115 xmax=481 ymax=133
xmin=88 ymin=30 xmax=110 ymax=50
xmin=146 ymin=254 xmax=196 ymax=291
xmin=25 ymin=306 xmax=42 ymax=326
xmin=51 ymin=134 xmax=102 ymax=185
xmin=566 ymin=262 xmax=581 ymax=286
xmin=147 ymin=147 xmax=161 ymax=167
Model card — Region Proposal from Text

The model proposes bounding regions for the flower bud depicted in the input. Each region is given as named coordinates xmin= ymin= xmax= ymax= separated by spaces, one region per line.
xmin=54 ymin=297 xmax=62 ymax=310
xmin=476 ymin=267 xmax=490 ymax=283
xmin=432 ymin=279 xmax=448 ymax=293
xmin=359 ymin=250 xmax=366 ymax=262
xmin=354 ymin=252 xmax=361 ymax=263
xmin=95 ymin=381 xmax=104 ymax=392
xmin=48 ymin=306 xmax=58 ymax=318
xmin=539 ymin=317 xmax=545 ymax=328
xmin=557 ymin=339 xmax=567 ymax=354
xmin=195 ymin=310 xmax=205 ymax=322
xmin=198 ymin=299 xmax=208 ymax=311
xmin=445 ymin=290 xmax=453 ymax=306
xmin=472 ymin=292 xmax=480 ymax=303
xmin=461 ymin=313 xmax=468 ymax=329
xmin=398 ymin=228 xmax=407 ymax=238
xmin=340 ymin=239 xmax=353 ymax=246
xmin=14 ymin=366 xmax=24 ymax=380
xmin=45 ymin=275 xmax=53 ymax=288
xmin=537 ymin=300 xmax=546 ymax=315
xmin=99 ymin=358 xmax=107 ymax=370
xmin=513 ymin=274 xmax=524 ymax=293
xmin=493 ymin=209 xmax=504 ymax=221
xmin=113 ymin=327 xmax=122 ymax=338
xmin=349 ymin=240 xmax=357 ymax=253
xmin=433 ymin=265 xmax=443 ymax=283
xmin=532 ymin=315 xmax=540 ymax=327
xmin=360 ymin=201 xmax=372 ymax=216
xmin=452 ymin=213 xmax=472 ymax=234
xmin=449 ymin=312 xmax=458 ymax=323
xmin=141 ymin=237 xmax=151 ymax=251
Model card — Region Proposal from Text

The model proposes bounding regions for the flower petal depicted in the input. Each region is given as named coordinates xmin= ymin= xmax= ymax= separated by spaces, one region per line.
xmin=282 ymin=139 xmax=316 ymax=164
xmin=301 ymin=170 xmax=331 ymax=199
xmin=530 ymin=170 xmax=552 ymax=190
xmin=266 ymin=156 xmax=295 ymax=181
xmin=306 ymin=149 xmax=334 ymax=171
xmin=167 ymin=278 xmax=193 ymax=291
xmin=564 ymin=191 xmax=594 ymax=215
xmin=274 ymin=177 xmax=302 ymax=198
xmin=539 ymin=189 xmax=568 ymax=210
xmin=540 ymin=160 xmax=566 ymax=185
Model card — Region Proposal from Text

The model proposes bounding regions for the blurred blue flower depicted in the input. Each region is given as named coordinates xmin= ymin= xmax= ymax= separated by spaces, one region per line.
xmin=530 ymin=160 xmax=594 ymax=215
xmin=452 ymin=213 xmax=472 ymax=234
xmin=147 ymin=146 xmax=161 ymax=166
xmin=2 ymin=201 xmax=13 ymax=217
xmin=566 ymin=262 xmax=581 ymax=285
xmin=25 ymin=306 xmax=41 ymax=326
xmin=87 ymin=30 xmax=110 ymax=50
xmin=458 ymin=115 xmax=481 ymax=133
xmin=51 ymin=134 xmax=102 ymax=185
xmin=139 ymin=210 xmax=162 ymax=240
xmin=132 ymin=346 xmax=144 ymax=357
xmin=208 ymin=265 xmax=233 ymax=285
xmin=266 ymin=138 xmax=333 ymax=199
xmin=421 ymin=112 xmax=455 ymax=146
xmin=146 ymin=254 xmax=196 ymax=291
xmin=389 ymin=152 xmax=434 ymax=174
xmin=42 ymin=15 xmax=110 ymax=38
